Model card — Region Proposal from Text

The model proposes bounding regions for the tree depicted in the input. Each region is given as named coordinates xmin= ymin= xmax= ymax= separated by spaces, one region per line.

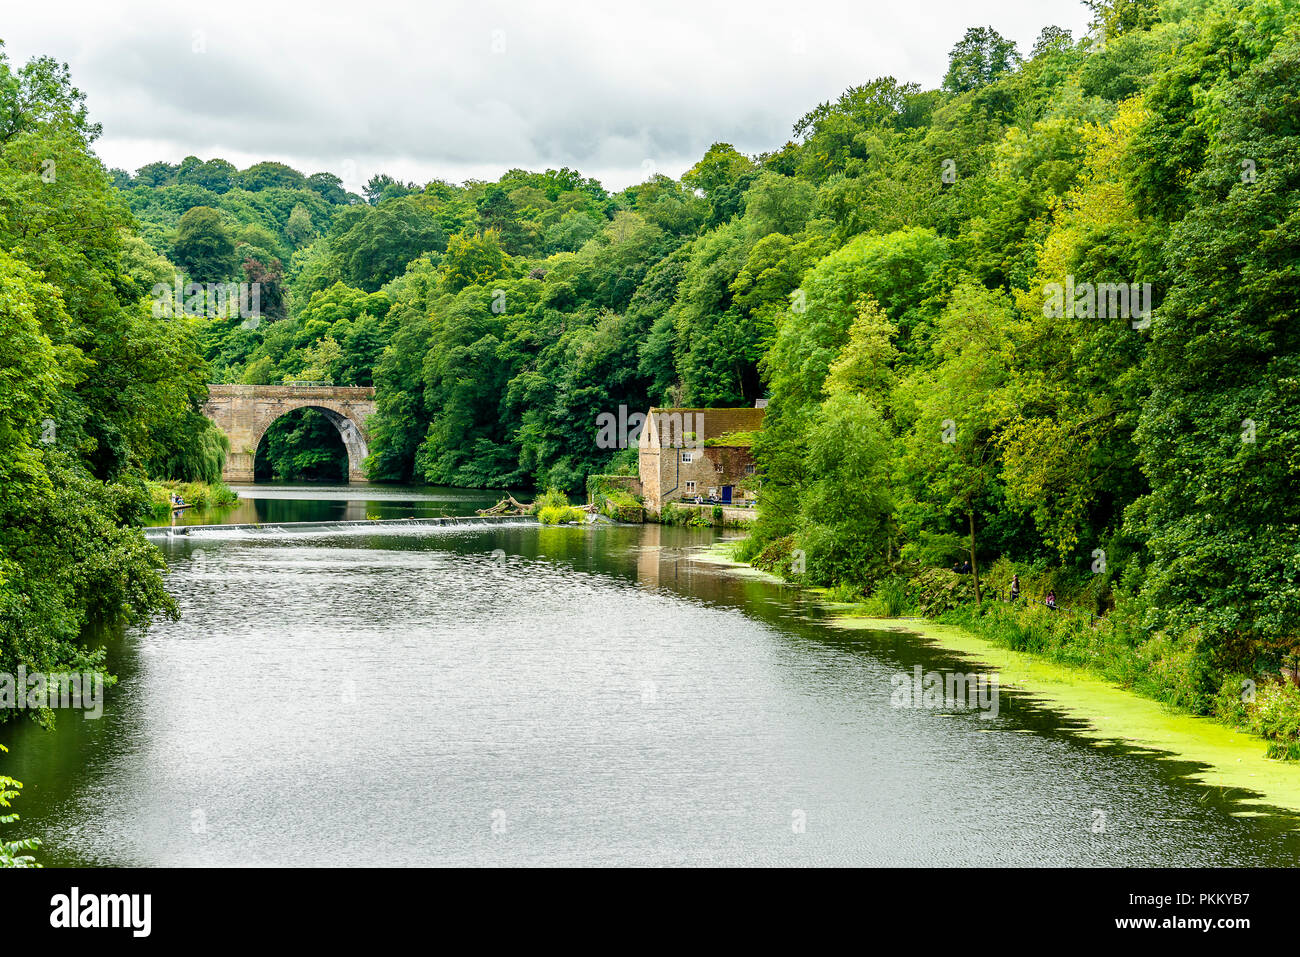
xmin=133 ymin=161 xmax=176 ymax=187
xmin=298 ymin=335 xmax=343 ymax=382
xmin=285 ymin=203 xmax=315 ymax=247
xmin=242 ymin=256 xmax=288 ymax=322
xmin=330 ymin=197 xmax=447 ymax=291
xmin=1085 ymin=0 xmax=1159 ymax=40
xmin=943 ymin=26 xmax=1021 ymax=93
xmin=475 ymin=183 xmax=532 ymax=254
xmin=1031 ymin=26 xmax=1074 ymax=60
xmin=896 ymin=283 xmax=1016 ymax=605
xmin=177 ymin=156 xmax=236 ymax=193
xmin=682 ymin=143 xmax=758 ymax=225
xmin=172 ymin=205 xmax=236 ymax=281
xmin=0 ymin=251 xmax=176 ymax=706
xmin=306 ymin=171 xmax=350 ymax=204
xmin=742 ymin=172 xmax=815 ymax=238
xmin=239 ymin=161 xmax=307 ymax=191
xmin=797 ymin=395 xmax=895 ymax=587
xmin=543 ymin=210 xmax=600 ymax=253
xmin=668 ymin=220 xmax=758 ymax=404
xmin=364 ymin=301 xmax=434 ymax=481
xmin=1130 ymin=34 xmax=1300 ymax=684
xmin=762 ymin=226 xmax=947 ymax=411
xmin=823 ymin=295 xmax=898 ymax=399
xmin=364 ymin=173 xmax=415 ymax=205
xmin=0 ymin=43 xmax=189 ymax=713
xmin=995 ymin=98 xmax=1155 ymax=562
xmin=438 ymin=228 xmax=507 ymax=293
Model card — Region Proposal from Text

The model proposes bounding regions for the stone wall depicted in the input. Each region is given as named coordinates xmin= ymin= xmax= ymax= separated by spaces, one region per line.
xmin=648 ymin=447 xmax=757 ymax=506
xmin=642 ymin=502 xmax=758 ymax=525
xmin=638 ymin=449 xmax=662 ymax=505
xmin=586 ymin=473 xmax=643 ymax=502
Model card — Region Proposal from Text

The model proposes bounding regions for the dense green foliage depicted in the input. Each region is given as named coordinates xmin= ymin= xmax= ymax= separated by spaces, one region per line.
xmin=0 ymin=40 xmax=232 ymax=723
xmin=6 ymin=0 xmax=1291 ymax=742
xmin=740 ymin=0 xmax=1300 ymax=725
xmin=117 ymin=5 xmax=1298 ymax=695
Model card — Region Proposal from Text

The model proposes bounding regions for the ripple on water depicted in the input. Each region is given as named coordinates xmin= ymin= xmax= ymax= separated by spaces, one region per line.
xmin=8 ymin=524 xmax=1300 ymax=866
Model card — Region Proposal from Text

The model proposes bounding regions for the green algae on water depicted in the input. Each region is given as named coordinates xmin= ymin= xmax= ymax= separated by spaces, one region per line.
xmin=689 ymin=541 xmax=1300 ymax=821
xmin=829 ymin=615 xmax=1300 ymax=821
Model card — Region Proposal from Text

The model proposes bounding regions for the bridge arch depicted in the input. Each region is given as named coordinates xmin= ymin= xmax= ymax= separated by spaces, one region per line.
xmin=202 ymin=385 xmax=377 ymax=483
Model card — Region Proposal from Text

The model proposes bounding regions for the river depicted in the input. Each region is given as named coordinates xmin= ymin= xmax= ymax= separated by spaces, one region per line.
xmin=5 ymin=485 xmax=1300 ymax=866
xmin=144 ymin=482 xmax=510 ymax=526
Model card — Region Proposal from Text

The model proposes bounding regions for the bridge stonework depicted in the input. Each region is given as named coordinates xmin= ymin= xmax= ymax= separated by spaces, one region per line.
xmin=201 ymin=385 xmax=377 ymax=483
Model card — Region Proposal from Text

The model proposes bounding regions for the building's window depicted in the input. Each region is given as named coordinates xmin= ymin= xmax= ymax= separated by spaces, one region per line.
xmin=684 ymin=481 xmax=696 ymax=493
xmin=682 ymin=451 xmax=694 ymax=463
xmin=745 ymin=465 xmax=756 ymax=475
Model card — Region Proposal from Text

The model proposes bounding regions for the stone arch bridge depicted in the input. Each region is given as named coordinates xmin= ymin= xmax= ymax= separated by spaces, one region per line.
xmin=202 ymin=385 xmax=376 ymax=483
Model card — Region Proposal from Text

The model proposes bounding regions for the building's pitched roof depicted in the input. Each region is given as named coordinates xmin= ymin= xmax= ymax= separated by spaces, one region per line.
xmin=641 ymin=407 xmax=766 ymax=449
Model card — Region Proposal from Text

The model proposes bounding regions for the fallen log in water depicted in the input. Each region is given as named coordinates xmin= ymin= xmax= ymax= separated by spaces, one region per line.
xmin=477 ymin=494 xmax=599 ymax=516
xmin=477 ymin=494 xmax=533 ymax=516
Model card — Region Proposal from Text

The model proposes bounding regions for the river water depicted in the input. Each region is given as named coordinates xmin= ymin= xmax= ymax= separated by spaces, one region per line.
xmin=5 ymin=487 xmax=1300 ymax=866
xmin=145 ymin=482 xmax=509 ymax=526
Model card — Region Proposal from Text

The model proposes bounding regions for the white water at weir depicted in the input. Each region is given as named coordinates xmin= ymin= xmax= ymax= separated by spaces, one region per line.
xmin=144 ymin=514 xmax=543 ymax=540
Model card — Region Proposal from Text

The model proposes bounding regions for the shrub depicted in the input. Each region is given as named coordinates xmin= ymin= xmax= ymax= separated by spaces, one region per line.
xmin=659 ymin=502 xmax=710 ymax=527
xmin=1 ymin=745 xmax=40 ymax=868
xmin=530 ymin=487 xmax=570 ymax=515
xmin=751 ymin=534 xmax=799 ymax=577
xmin=864 ymin=577 xmax=914 ymax=617
xmin=1216 ymin=678 xmax=1300 ymax=759
xmin=537 ymin=505 xmax=585 ymax=525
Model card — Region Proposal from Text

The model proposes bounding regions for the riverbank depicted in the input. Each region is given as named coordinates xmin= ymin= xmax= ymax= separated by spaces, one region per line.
xmin=145 ymin=479 xmax=238 ymax=523
xmin=691 ymin=541 xmax=1300 ymax=820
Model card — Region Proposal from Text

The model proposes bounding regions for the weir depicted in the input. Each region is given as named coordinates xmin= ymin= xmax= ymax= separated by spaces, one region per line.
xmin=143 ymin=514 xmax=542 ymax=539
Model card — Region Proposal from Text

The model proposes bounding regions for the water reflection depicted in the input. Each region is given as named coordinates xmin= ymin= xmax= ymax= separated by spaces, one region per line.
xmin=4 ymin=521 xmax=1300 ymax=866
xmin=145 ymin=482 xmax=517 ymax=527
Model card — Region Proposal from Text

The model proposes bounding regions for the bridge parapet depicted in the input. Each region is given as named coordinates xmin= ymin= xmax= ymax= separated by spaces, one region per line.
xmin=206 ymin=384 xmax=376 ymax=399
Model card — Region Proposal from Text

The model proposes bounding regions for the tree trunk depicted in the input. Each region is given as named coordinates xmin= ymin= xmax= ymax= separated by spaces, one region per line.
xmin=968 ymin=511 xmax=982 ymax=608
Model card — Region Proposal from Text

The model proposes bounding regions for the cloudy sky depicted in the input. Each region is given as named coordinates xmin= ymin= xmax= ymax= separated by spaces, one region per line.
xmin=3 ymin=0 xmax=1092 ymax=193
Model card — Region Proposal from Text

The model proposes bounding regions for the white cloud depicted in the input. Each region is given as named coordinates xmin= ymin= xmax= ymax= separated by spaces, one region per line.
xmin=2 ymin=0 xmax=1092 ymax=192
